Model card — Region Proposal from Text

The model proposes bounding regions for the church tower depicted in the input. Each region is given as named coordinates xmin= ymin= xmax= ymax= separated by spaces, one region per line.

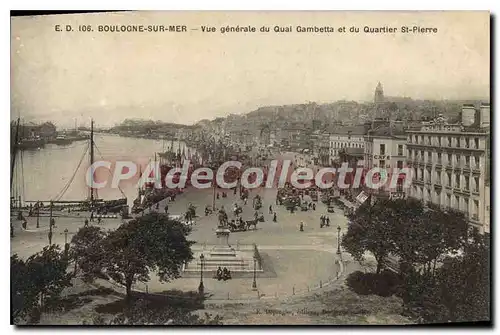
xmin=374 ymin=82 xmax=385 ymax=104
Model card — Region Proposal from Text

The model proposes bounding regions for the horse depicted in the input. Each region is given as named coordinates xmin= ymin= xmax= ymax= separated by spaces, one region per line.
xmin=245 ymin=219 xmax=258 ymax=230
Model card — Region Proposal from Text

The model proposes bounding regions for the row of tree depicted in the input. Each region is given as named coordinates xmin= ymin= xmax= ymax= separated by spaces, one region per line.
xmin=11 ymin=213 xmax=201 ymax=325
xmin=342 ymin=198 xmax=490 ymax=323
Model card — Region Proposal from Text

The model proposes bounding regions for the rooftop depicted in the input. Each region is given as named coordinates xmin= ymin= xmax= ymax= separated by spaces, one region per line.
xmin=327 ymin=125 xmax=369 ymax=136
xmin=368 ymin=124 xmax=406 ymax=137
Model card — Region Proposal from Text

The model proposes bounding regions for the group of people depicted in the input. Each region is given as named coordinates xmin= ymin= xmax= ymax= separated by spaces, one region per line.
xmin=216 ymin=192 xmax=229 ymax=199
xmin=320 ymin=215 xmax=331 ymax=228
xmin=215 ymin=266 xmax=232 ymax=281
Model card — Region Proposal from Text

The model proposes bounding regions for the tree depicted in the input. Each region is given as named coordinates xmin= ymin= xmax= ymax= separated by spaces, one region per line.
xmin=83 ymin=299 xmax=223 ymax=325
xmin=11 ymin=245 xmax=72 ymax=324
xmin=391 ymin=202 xmax=468 ymax=279
xmin=403 ymin=229 xmax=490 ymax=323
xmin=342 ymin=199 xmax=396 ymax=274
xmin=11 ymin=255 xmax=33 ymax=323
xmin=101 ymin=213 xmax=194 ymax=299
xmin=70 ymin=226 xmax=108 ymax=282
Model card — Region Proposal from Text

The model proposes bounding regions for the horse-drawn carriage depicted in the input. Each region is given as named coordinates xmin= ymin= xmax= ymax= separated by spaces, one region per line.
xmin=228 ymin=218 xmax=258 ymax=232
xmin=205 ymin=205 xmax=213 ymax=216
xmin=233 ymin=204 xmax=243 ymax=216
xmin=327 ymin=205 xmax=335 ymax=213
xmin=240 ymin=188 xmax=249 ymax=200
xmin=300 ymin=203 xmax=309 ymax=211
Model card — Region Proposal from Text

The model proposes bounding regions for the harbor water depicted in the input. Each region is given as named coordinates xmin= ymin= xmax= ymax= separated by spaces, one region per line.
xmin=12 ymin=134 xmax=194 ymax=206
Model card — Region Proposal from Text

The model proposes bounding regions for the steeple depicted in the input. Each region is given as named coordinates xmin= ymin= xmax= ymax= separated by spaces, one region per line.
xmin=374 ymin=82 xmax=384 ymax=104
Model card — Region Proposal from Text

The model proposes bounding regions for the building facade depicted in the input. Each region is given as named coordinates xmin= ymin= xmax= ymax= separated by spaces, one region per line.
xmin=406 ymin=113 xmax=490 ymax=233
xmin=363 ymin=124 xmax=407 ymax=198
xmin=329 ymin=125 xmax=368 ymax=163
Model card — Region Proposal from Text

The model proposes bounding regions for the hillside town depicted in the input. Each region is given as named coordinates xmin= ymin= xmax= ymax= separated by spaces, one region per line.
xmin=115 ymin=83 xmax=490 ymax=234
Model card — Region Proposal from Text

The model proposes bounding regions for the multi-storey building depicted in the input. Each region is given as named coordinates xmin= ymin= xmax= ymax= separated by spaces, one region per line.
xmin=363 ymin=123 xmax=407 ymax=198
xmin=328 ymin=125 xmax=369 ymax=163
xmin=406 ymin=105 xmax=490 ymax=233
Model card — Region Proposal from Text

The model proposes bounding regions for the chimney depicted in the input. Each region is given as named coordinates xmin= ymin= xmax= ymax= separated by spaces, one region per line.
xmin=479 ymin=103 xmax=490 ymax=128
xmin=461 ymin=104 xmax=476 ymax=127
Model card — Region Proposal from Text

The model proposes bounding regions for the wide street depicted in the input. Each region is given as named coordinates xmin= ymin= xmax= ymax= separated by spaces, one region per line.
xmin=11 ymin=165 xmax=353 ymax=301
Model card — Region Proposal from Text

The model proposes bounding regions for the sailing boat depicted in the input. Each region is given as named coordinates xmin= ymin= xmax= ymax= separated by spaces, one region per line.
xmin=11 ymin=117 xmax=22 ymax=209
xmin=86 ymin=119 xmax=128 ymax=214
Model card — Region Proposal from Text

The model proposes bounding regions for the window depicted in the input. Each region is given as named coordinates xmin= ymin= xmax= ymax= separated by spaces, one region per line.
xmin=415 ymin=136 xmax=419 ymax=144
xmin=446 ymin=194 xmax=451 ymax=207
xmin=427 ymin=152 xmax=432 ymax=161
xmin=465 ymin=156 xmax=470 ymax=167
xmin=455 ymin=174 xmax=460 ymax=188
xmin=398 ymin=144 xmax=404 ymax=156
xmin=456 ymin=137 xmax=461 ymax=148
xmin=456 ymin=154 xmax=461 ymax=165
xmin=379 ymin=159 xmax=386 ymax=168
xmin=464 ymin=198 xmax=469 ymax=214
xmin=437 ymin=153 xmax=442 ymax=164
xmin=397 ymin=160 xmax=403 ymax=169
xmin=473 ymin=200 xmax=479 ymax=217
xmin=474 ymin=138 xmax=479 ymax=149
xmin=474 ymin=177 xmax=479 ymax=192
xmin=447 ymin=136 xmax=452 ymax=147
xmin=427 ymin=136 xmax=431 ymax=145
xmin=455 ymin=196 xmax=460 ymax=209
xmin=465 ymin=138 xmax=470 ymax=148
xmin=438 ymin=136 xmax=442 ymax=146
xmin=464 ymin=176 xmax=469 ymax=191
xmin=448 ymin=153 xmax=452 ymax=164
xmin=380 ymin=144 xmax=386 ymax=156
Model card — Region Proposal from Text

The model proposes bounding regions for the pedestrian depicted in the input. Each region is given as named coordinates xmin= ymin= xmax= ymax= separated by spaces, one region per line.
xmin=22 ymin=220 xmax=27 ymax=230
xmin=269 ymin=205 xmax=273 ymax=214
xmin=217 ymin=192 xmax=220 ymax=199
xmin=299 ymin=221 xmax=304 ymax=232
xmin=273 ymin=212 xmax=277 ymax=222
xmin=156 ymin=203 xmax=159 ymax=210
xmin=164 ymin=204 xmax=169 ymax=214
xmin=312 ymin=203 xmax=316 ymax=210
xmin=90 ymin=212 xmax=94 ymax=222
xmin=11 ymin=223 xmax=14 ymax=238
xmin=234 ymin=187 xmax=237 ymax=195
xmin=244 ymin=198 xmax=247 ymax=206
xmin=326 ymin=216 xmax=330 ymax=226
xmin=48 ymin=231 xmax=53 ymax=245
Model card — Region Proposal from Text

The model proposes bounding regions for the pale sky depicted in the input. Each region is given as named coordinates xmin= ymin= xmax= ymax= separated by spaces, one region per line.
xmin=11 ymin=11 xmax=490 ymax=127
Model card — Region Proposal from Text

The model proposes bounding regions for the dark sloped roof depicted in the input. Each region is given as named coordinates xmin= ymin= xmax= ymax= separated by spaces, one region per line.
xmin=369 ymin=124 xmax=406 ymax=137
xmin=329 ymin=125 xmax=369 ymax=135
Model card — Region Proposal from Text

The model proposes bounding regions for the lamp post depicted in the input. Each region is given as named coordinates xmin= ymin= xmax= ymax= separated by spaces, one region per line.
xmin=198 ymin=253 xmax=205 ymax=295
xmin=36 ymin=202 xmax=40 ymax=228
xmin=64 ymin=228 xmax=69 ymax=257
xmin=336 ymin=226 xmax=342 ymax=255
xmin=252 ymin=256 xmax=258 ymax=291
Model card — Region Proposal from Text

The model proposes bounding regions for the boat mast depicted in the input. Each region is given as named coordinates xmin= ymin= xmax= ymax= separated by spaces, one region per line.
xmin=89 ymin=119 xmax=95 ymax=206
xmin=10 ymin=117 xmax=20 ymax=191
